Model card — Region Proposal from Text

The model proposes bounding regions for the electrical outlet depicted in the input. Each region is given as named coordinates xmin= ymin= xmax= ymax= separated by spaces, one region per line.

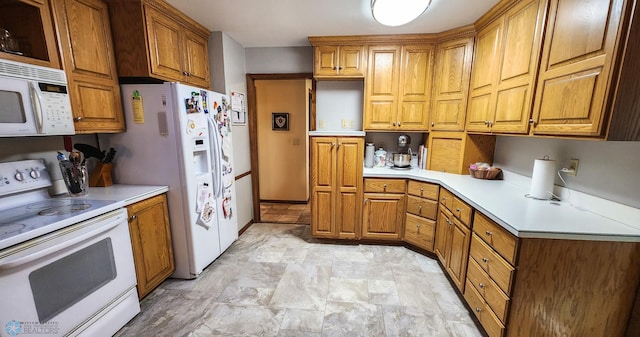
xmin=348 ymin=120 xmax=354 ymax=128
xmin=568 ymin=159 xmax=579 ymax=176
xmin=318 ymin=120 xmax=325 ymax=128
xmin=341 ymin=119 xmax=348 ymax=128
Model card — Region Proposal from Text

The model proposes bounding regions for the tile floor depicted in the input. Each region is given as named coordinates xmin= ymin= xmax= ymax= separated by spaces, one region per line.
xmin=115 ymin=223 xmax=484 ymax=337
xmin=260 ymin=202 xmax=311 ymax=224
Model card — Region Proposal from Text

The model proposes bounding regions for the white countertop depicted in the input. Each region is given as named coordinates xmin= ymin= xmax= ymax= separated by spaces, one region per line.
xmin=364 ymin=167 xmax=640 ymax=242
xmin=58 ymin=184 xmax=168 ymax=212
xmin=309 ymin=130 xmax=366 ymax=137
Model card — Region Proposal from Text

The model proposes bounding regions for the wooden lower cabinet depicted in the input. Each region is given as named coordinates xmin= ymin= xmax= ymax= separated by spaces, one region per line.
xmin=362 ymin=192 xmax=405 ymax=240
xmin=435 ymin=206 xmax=471 ymax=292
xmin=127 ymin=193 xmax=175 ymax=299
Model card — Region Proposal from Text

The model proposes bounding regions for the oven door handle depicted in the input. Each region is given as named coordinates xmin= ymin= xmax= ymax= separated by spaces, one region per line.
xmin=0 ymin=214 xmax=122 ymax=270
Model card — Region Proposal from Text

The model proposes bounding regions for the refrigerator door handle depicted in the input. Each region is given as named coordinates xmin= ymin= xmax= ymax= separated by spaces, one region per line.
xmin=208 ymin=116 xmax=223 ymax=199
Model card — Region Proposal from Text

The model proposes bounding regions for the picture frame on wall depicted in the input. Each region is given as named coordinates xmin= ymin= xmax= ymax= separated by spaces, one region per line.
xmin=272 ymin=112 xmax=289 ymax=131
xmin=231 ymin=91 xmax=246 ymax=125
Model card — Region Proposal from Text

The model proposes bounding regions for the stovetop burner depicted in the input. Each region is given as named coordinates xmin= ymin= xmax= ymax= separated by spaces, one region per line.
xmin=0 ymin=224 xmax=26 ymax=236
xmin=38 ymin=203 xmax=92 ymax=216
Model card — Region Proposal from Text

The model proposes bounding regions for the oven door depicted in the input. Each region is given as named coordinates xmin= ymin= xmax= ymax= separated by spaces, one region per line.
xmin=0 ymin=209 xmax=138 ymax=336
xmin=0 ymin=77 xmax=38 ymax=136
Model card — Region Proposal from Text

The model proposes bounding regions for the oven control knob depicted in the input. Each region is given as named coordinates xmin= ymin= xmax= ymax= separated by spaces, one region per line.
xmin=30 ymin=169 xmax=40 ymax=179
xmin=15 ymin=171 xmax=25 ymax=181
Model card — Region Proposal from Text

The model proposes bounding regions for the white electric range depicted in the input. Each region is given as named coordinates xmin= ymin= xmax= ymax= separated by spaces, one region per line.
xmin=0 ymin=159 xmax=139 ymax=337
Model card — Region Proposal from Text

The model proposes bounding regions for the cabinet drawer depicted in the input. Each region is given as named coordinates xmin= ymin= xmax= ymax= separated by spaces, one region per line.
xmin=464 ymin=279 xmax=506 ymax=337
xmin=404 ymin=213 xmax=435 ymax=251
xmin=364 ymin=178 xmax=406 ymax=193
xmin=439 ymin=188 xmax=454 ymax=210
xmin=469 ymin=234 xmax=515 ymax=295
xmin=407 ymin=180 xmax=439 ymax=200
xmin=452 ymin=197 xmax=473 ymax=227
xmin=406 ymin=195 xmax=438 ymax=220
xmin=473 ymin=213 xmax=518 ymax=265
xmin=467 ymin=258 xmax=510 ymax=323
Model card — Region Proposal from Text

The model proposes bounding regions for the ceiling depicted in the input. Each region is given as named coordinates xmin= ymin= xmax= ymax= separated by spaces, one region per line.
xmin=164 ymin=0 xmax=500 ymax=48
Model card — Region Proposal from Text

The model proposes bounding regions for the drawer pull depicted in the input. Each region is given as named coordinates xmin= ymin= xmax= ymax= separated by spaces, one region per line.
xmin=485 ymin=230 xmax=493 ymax=236
xmin=383 ymin=184 xmax=387 ymax=192
xmin=455 ymin=208 xmax=461 ymax=212
xmin=478 ymin=283 xmax=485 ymax=289
xmin=418 ymin=205 xmax=422 ymax=214
xmin=420 ymin=187 xmax=424 ymax=196
xmin=416 ymin=223 xmax=421 ymax=234
xmin=482 ymin=257 xmax=489 ymax=263
xmin=475 ymin=307 xmax=482 ymax=313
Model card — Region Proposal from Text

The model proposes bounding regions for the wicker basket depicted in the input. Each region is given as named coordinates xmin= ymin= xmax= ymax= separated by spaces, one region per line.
xmin=469 ymin=167 xmax=502 ymax=180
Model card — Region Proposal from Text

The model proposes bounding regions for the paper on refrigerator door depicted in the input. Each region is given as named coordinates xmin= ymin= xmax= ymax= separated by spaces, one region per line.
xmin=196 ymin=193 xmax=215 ymax=229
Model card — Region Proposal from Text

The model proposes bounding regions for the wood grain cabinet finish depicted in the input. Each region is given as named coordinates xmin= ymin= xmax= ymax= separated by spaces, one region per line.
xmin=426 ymin=131 xmax=496 ymax=174
xmin=312 ymin=44 xmax=366 ymax=78
xmin=52 ymin=0 xmax=125 ymax=133
xmin=403 ymin=180 xmax=439 ymax=251
xmin=362 ymin=178 xmax=406 ymax=240
xmin=434 ymin=205 xmax=471 ymax=292
xmin=0 ymin=0 xmax=61 ymax=69
xmin=364 ymin=44 xmax=434 ymax=131
xmin=127 ymin=193 xmax=175 ymax=299
xmin=530 ymin=0 xmax=640 ymax=139
xmin=467 ymin=0 xmax=546 ymax=134
xmin=311 ymin=137 xmax=363 ymax=239
xmin=430 ymin=36 xmax=474 ymax=131
xmin=106 ymin=0 xmax=211 ymax=88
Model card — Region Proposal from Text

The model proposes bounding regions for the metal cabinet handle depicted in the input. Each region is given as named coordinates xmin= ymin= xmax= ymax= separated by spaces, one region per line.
xmin=529 ymin=118 xmax=537 ymax=126
xmin=331 ymin=143 xmax=336 ymax=149
xmin=455 ymin=207 xmax=461 ymax=213
xmin=337 ymin=143 xmax=341 ymax=148
xmin=431 ymin=121 xmax=435 ymax=127
xmin=479 ymin=283 xmax=485 ymax=289
xmin=392 ymin=122 xmax=396 ymax=126
xmin=482 ymin=257 xmax=489 ymax=263
xmin=475 ymin=307 xmax=482 ymax=313
xmin=398 ymin=121 xmax=401 ymax=126
xmin=420 ymin=187 xmax=424 ymax=196
xmin=129 ymin=215 xmax=138 ymax=222
xmin=74 ymin=116 xmax=83 ymax=122
xmin=416 ymin=223 xmax=421 ymax=234
xmin=418 ymin=205 xmax=422 ymax=214
xmin=485 ymin=231 xmax=493 ymax=236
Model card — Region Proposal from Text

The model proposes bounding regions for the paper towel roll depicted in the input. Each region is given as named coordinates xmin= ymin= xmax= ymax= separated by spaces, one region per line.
xmin=530 ymin=157 xmax=556 ymax=199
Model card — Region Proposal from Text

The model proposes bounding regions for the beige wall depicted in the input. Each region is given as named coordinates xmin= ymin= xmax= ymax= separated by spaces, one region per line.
xmin=256 ymin=79 xmax=309 ymax=201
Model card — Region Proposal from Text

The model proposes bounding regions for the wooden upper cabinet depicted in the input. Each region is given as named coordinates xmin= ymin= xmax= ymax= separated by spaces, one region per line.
xmin=0 ymin=0 xmax=61 ymax=69
xmin=364 ymin=43 xmax=434 ymax=131
xmin=468 ymin=0 xmax=545 ymax=134
xmin=431 ymin=36 xmax=474 ymax=131
xmin=397 ymin=44 xmax=434 ymax=130
xmin=312 ymin=44 xmax=366 ymax=78
xmin=53 ymin=0 xmax=125 ymax=133
xmin=531 ymin=0 xmax=628 ymax=137
xmin=107 ymin=0 xmax=211 ymax=88
xmin=364 ymin=45 xmax=401 ymax=130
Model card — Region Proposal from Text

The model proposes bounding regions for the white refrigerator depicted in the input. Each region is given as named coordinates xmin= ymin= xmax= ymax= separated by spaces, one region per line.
xmin=100 ymin=82 xmax=238 ymax=279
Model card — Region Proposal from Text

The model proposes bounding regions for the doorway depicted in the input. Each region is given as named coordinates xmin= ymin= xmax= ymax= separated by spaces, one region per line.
xmin=246 ymin=73 xmax=315 ymax=223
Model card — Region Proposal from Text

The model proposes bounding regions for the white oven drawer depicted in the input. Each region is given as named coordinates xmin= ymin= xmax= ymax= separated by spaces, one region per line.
xmin=0 ymin=208 xmax=137 ymax=337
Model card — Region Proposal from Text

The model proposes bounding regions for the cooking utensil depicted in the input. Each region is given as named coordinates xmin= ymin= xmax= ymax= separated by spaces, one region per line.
xmin=103 ymin=148 xmax=116 ymax=163
xmin=74 ymin=143 xmax=105 ymax=161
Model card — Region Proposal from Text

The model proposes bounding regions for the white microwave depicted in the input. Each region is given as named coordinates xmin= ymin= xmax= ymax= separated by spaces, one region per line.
xmin=0 ymin=59 xmax=75 ymax=137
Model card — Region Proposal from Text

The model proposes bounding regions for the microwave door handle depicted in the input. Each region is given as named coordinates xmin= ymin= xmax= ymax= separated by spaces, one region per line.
xmin=29 ymin=81 xmax=45 ymax=133
xmin=0 ymin=213 xmax=123 ymax=270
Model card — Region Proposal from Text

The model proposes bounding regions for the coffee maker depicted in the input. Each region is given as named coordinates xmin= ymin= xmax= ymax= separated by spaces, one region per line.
xmin=392 ymin=135 xmax=412 ymax=168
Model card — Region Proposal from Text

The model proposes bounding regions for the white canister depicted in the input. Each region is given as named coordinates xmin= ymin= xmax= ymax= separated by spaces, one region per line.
xmin=364 ymin=143 xmax=375 ymax=168
xmin=374 ymin=148 xmax=387 ymax=167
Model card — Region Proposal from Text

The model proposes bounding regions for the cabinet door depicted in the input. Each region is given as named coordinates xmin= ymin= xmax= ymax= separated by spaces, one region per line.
xmin=314 ymin=46 xmax=339 ymax=76
xmin=467 ymin=19 xmax=502 ymax=133
xmin=362 ymin=193 xmax=405 ymax=240
xmin=434 ymin=207 xmax=451 ymax=263
xmin=446 ymin=218 xmax=471 ymax=292
xmin=492 ymin=0 xmax=545 ymax=134
xmin=145 ymin=6 xmax=184 ymax=82
xmin=335 ymin=138 xmax=363 ymax=239
xmin=364 ymin=45 xmax=401 ymax=130
xmin=404 ymin=213 xmax=436 ymax=251
xmin=127 ymin=194 xmax=174 ymax=299
xmin=339 ymin=45 xmax=366 ymax=77
xmin=397 ymin=44 xmax=434 ymax=131
xmin=182 ymin=27 xmax=210 ymax=88
xmin=0 ymin=0 xmax=61 ymax=68
xmin=311 ymin=137 xmax=336 ymax=238
xmin=54 ymin=0 xmax=125 ymax=133
xmin=431 ymin=37 xmax=474 ymax=131
xmin=531 ymin=0 xmax=625 ymax=136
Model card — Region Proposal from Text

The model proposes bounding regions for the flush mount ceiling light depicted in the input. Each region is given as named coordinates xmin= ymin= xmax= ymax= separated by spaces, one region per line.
xmin=371 ymin=0 xmax=432 ymax=27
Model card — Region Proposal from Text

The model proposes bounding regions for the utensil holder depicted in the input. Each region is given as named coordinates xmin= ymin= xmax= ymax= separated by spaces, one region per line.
xmin=60 ymin=162 xmax=88 ymax=196
xmin=89 ymin=162 xmax=113 ymax=187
